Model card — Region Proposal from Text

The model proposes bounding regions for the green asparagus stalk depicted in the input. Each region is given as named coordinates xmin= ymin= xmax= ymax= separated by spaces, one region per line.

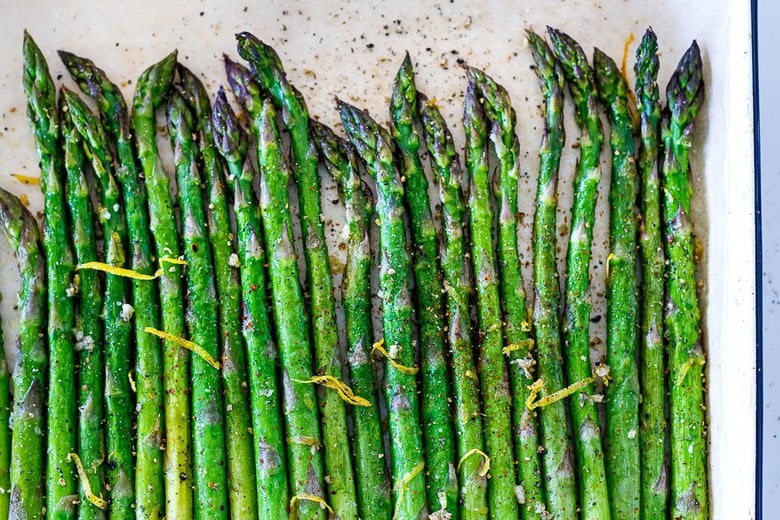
xmin=526 ymin=30 xmax=580 ymax=520
xmin=64 ymin=87 xmax=137 ymax=519
xmin=213 ymin=81 xmax=289 ymax=519
xmin=0 ymin=188 xmax=47 ymax=520
xmin=468 ymin=65 xmax=548 ymax=519
xmin=131 ymin=50 xmax=193 ymax=519
xmin=634 ymin=28 xmax=668 ymax=520
xmin=462 ymin=81 xmax=517 ymax=520
xmin=662 ymin=42 xmax=707 ymax=520
xmin=235 ymin=34 xmax=358 ymax=520
xmin=255 ymin=96 xmax=327 ymax=520
xmin=58 ymin=50 xmax=165 ymax=518
xmin=61 ymin=98 xmax=107 ymax=520
xmin=338 ymin=100 xmax=428 ymax=519
xmin=547 ymin=26 xmax=609 ymax=520
xmin=420 ymin=97 xmax=488 ymax=519
xmin=167 ymin=91 xmax=229 ymax=519
xmin=178 ymin=66 xmax=257 ymax=519
xmin=0 ymin=322 xmax=9 ymax=520
xmin=594 ymin=47 xmax=641 ymax=520
xmin=22 ymin=32 xmax=78 ymax=519
xmin=390 ymin=56 xmax=458 ymax=517
xmin=310 ymin=120 xmax=392 ymax=520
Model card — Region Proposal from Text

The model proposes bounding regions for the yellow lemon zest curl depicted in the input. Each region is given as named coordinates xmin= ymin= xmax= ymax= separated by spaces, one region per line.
xmin=144 ymin=327 xmax=220 ymax=370
xmin=457 ymin=448 xmax=491 ymax=477
xmin=526 ymin=376 xmax=596 ymax=410
xmin=69 ymin=453 xmax=108 ymax=510
xmin=370 ymin=339 xmax=419 ymax=375
xmin=293 ymin=375 xmax=370 ymax=407
xmin=289 ymin=494 xmax=334 ymax=520
xmin=502 ymin=338 xmax=535 ymax=356
xmin=393 ymin=462 xmax=425 ymax=518
xmin=77 ymin=256 xmax=187 ymax=280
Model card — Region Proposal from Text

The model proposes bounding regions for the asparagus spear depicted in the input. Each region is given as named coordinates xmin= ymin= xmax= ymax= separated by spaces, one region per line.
xmin=337 ymin=100 xmax=428 ymax=519
xmin=235 ymin=34 xmax=358 ymax=519
xmin=462 ymin=81 xmax=517 ymax=520
xmin=468 ymin=65 xmax=548 ymax=519
xmin=420 ymin=97 xmax=488 ymax=519
xmin=64 ymin=87 xmax=137 ymax=519
xmin=131 ymin=51 xmax=193 ymax=518
xmin=390 ymin=56 xmax=458 ymax=517
xmin=0 ymin=189 xmax=46 ymax=520
xmin=0 ymin=322 xmax=9 ymax=520
xmin=61 ymin=99 xmax=107 ymax=520
xmin=594 ymin=48 xmax=641 ymax=520
xmin=256 ymin=97 xmax=327 ymax=520
xmin=22 ymin=32 xmax=78 ymax=518
xmin=310 ymin=120 xmax=392 ymax=520
xmin=634 ymin=29 xmax=668 ymax=519
xmin=548 ymin=26 xmax=608 ymax=519
xmin=662 ymin=42 xmax=707 ymax=520
xmin=213 ymin=82 xmax=289 ymax=519
xmin=58 ymin=51 xmax=165 ymax=517
xmin=178 ymin=67 xmax=257 ymax=519
xmin=526 ymin=30 xmax=583 ymax=520
xmin=167 ymin=91 xmax=229 ymax=518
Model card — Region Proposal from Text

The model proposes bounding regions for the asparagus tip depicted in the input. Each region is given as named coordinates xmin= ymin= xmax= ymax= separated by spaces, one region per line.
xmin=402 ymin=50 xmax=412 ymax=68
xmin=57 ymin=49 xmax=77 ymax=66
xmin=636 ymin=28 xmax=659 ymax=64
xmin=164 ymin=49 xmax=178 ymax=63
xmin=525 ymin=29 xmax=546 ymax=55
xmin=335 ymin=97 xmax=349 ymax=112
xmin=547 ymin=26 xmax=581 ymax=64
xmin=592 ymin=47 xmax=609 ymax=66
xmin=215 ymin=84 xmax=227 ymax=103
xmin=666 ymin=40 xmax=703 ymax=112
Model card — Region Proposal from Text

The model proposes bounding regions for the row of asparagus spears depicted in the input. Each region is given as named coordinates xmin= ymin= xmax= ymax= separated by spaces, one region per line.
xmin=0 ymin=25 xmax=706 ymax=520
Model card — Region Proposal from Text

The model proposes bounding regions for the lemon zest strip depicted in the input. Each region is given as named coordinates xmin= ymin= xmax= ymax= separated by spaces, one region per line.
xmin=290 ymin=493 xmax=334 ymax=520
xmin=370 ymin=339 xmax=419 ymax=375
xmin=676 ymin=355 xmax=706 ymax=386
xmin=393 ymin=462 xmax=425 ymax=519
xmin=77 ymin=256 xmax=187 ymax=280
xmin=502 ymin=338 xmax=535 ymax=356
xmin=144 ymin=327 xmax=220 ymax=370
xmin=69 ymin=453 xmax=108 ymax=510
xmin=457 ymin=448 xmax=491 ymax=477
xmin=293 ymin=375 xmax=370 ymax=407
xmin=11 ymin=173 xmax=41 ymax=185
xmin=526 ymin=376 xmax=596 ymax=410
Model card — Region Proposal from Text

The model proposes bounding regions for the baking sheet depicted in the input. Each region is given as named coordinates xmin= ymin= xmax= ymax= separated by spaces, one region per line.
xmin=0 ymin=1 xmax=756 ymax=517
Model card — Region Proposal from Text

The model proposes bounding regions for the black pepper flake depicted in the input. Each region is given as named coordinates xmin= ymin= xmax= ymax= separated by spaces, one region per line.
xmin=367 ymin=43 xmax=374 ymax=49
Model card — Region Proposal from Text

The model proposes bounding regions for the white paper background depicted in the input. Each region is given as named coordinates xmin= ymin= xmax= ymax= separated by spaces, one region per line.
xmin=0 ymin=1 xmax=755 ymax=517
